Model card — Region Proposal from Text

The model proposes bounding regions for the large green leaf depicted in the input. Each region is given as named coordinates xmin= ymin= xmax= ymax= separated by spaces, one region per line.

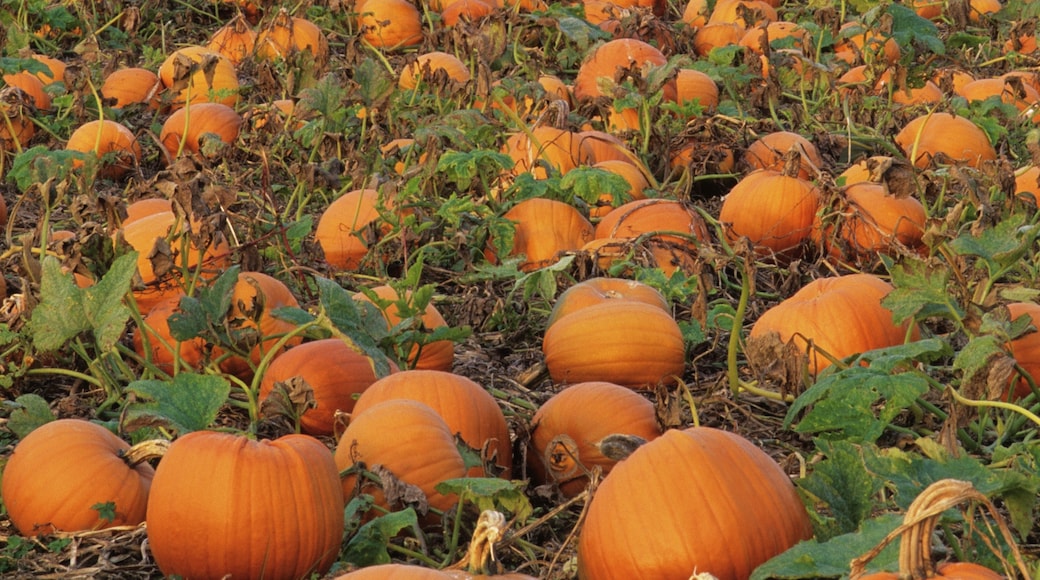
xmin=342 ymin=507 xmax=418 ymax=567
xmin=798 ymin=440 xmax=883 ymax=537
xmin=124 ymin=373 xmax=231 ymax=434
xmin=750 ymin=514 xmax=902 ymax=579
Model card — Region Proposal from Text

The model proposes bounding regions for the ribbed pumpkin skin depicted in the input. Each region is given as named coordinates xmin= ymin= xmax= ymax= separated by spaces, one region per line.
xmin=543 ymin=300 xmax=686 ymax=389
xmin=719 ymin=169 xmax=820 ymax=258
xmin=159 ymin=102 xmax=242 ymax=161
xmin=497 ymin=198 xmax=595 ymax=272
xmin=255 ymin=12 xmax=329 ymax=69
xmin=573 ymin=38 xmax=667 ymax=101
xmin=894 ymin=112 xmax=997 ymax=169
xmin=400 ymin=51 xmax=472 ymax=89
xmin=334 ymin=564 xmax=453 ymax=579
xmin=315 ymin=188 xmax=387 ymax=271
xmin=350 ymin=370 xmax=512 ymax=478
xmin=546 ymin=277 xmax=669 ymax=328
xmin=743 ymin=131 xmax=823 ymax=180
xmin=147 ymin=431 xmax=344 ymax=580
xmin=858 ymin=562 xmax=1004 ymax=580
xmin=133 ymin=292 xmax=208 ymax=374
xmin=577 ymin=427 xmax=813 ymax=580
xmin=528 ymin=381 xmax=662 ymax=497
xmin=258 ymin=338 xmax=397 ymax=436
xmin=65 ymin=119 xmax=142 ymax=179
xmin=101 ymin=67 xmax=162 ymax=109
xmin=356 ymin=0 xmax=423 ymax=50
xmin=1 ymin=419 xmax=154 ymax=536
xmin=216 ymin=271 xmax=303 ymax=380
xmin=503 ymin=127 xmax=582 ymax=178
xmin=335 ymin=399 xmax=467 ymax=521
xmin=748 ymin=273 xmax=918 ymax=375
xmin=819 ymin=182 xmax=926 ymax=261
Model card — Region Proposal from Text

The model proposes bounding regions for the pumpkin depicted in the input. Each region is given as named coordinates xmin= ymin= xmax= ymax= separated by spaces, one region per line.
xmin=692 ymin=22 xmax=744 ymax=56
xmin=1 ymin=419 xmax=155 ymax=536
xmin=100 ymin=67 xmax=162 ymax=110
xmin=350 ymin=369 xmax=513 ymax=478
xmin=528 ymin=381 xmax=662 ymax=497
xmin=1014 ymin=165 xmax=1040 ymax=204
xmin=577 ymin=427 xmax=813 ymax=580
xmin=682 ymin=0 xmax=710 ymax=27
xmin=815 ymin=181 xmax=927 ymax=263
xmin=158 ymin=45 xmax=239 ymax=109
xmin=335 ymin=399 xmax=467 ymax=523
xmin=876 ymin=69 xmax=944 ymax=106
xmin=0 ymin=84 xmax=38 ymax=149
xmin=399 ymin=51 xmax=472 ymax=90
xmin=334 ymin=565 xmax=455 ymax=579
xmin=119 ymin=209 xmax=232 ymax=312
xmin=356 ymin=0 xmax=424 ymax=51
xmin=124 ymin=197 xmax=174 ymax=225
xmin=146 ymin=431 xmax=344 ymax=579
xmin=742 ymin=130 xmax=823 ymax=180
xmin=503 ymin=126 xmax=582 ymax=178
xmin=159 ymin=101 xmax=242 ymax=162
xmin=132 ymin=292 xmax=208 ymax=375
xmin=719 ymin=168 xmax=821 ymax=258
xmin=543 ymin=300 xmax=686 ymax=389
xmin=588 ymin=159 xmax=650 ymax=219
xmin=3 ymin=71 xmax=50 ymax=111
xmin=748 ymin=273 xmax=919 ymax=376
xmin=65 ymin=119 xmax=142 ymax=180
xmin=1005 ymin=302 xmax=1040 ymax=400
xmin=492 ymin=197 xmax=594 ymax=272
xmin=834 ymin=20 xmax=901 ymax=65
xmin=572 ymin=38 xmax=668 ymax=102
xmin=352 ymin=284 xmax=455 ymax=372
xmin=594 ymin=198 xmax=710 ymax=275
xmin=956 ymin=77 xmax=1040 ymax=123
xmin=739 ymin=20 xmax=808 ymax=54
xmin=546 ymin=277 xmax=669 ymax=328
xmin=707 ymin=0 xmax=778 ymax=28
xmin=27 ymin=53 xmax=66 ymax=85
xmin=668 ymin=68 xmax=719 ymax=116
xmin=441 ymin=0 xmax=496 ymax=26
xmin=207 ymin=13 xmax=257 ymax=65
xmin=255 ymin=9 xmax=330 ymax=71
xmin=894 ymin=112 xmax=997 ymax=169
xmin=315 ymin=188 xmax=393 ymax=271
xmin=576 ymin=130 xmax=637 ymax=165
xmin=217 ymin=271 xmax=303 ymax=379
xmin=258 ymin=338 xmax=397 ymax=436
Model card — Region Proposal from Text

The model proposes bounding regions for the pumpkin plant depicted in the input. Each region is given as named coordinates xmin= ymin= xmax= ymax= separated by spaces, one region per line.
xmin=146 ymin=430 xmax=345 ymax=579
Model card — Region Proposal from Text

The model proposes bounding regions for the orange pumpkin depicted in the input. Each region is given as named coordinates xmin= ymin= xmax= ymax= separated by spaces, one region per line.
xmin=834 ymin=20 xmax=901 ymax=65
xmin=1 ymin=419 xmax=154 ymax=536
xmin=1005 ymin=302 xmax=1040 ymax=400
xmin=356 ymin=0 xmax=424 ymax=51
xmin=159 ymin=101 xmax=242 ymax=162
xmin=748 ymin=273 xmax=919 ymax=376
xmin=441 ymin=0 xmax=496 ymax=26
xmin=693 ymin=22 xmax=744 ymax=56
xmin=668 ymin=68 xmax=720 ymax=116
xmin=65 ymin=119 xmax=142 ymax=180
xmin=1014 ymin=165 xmax=1040 ymax=204
xmin=543 ymin=300 xmax=686 ymax=389
xmin=101 ymin=67 xmax=162 ymax=110
xmin=719 ymin=168 xmax=821 ymax=258
xmin=743 ymin=130 xmax=823 ymax=180
xmin=815 ymin=182 xmax=927 ymax=263
xmin=0 ymin=84 xmax=38 ymax=149
xmin=27 ymin=53 xmax=66 ymax=85
xmin=957 ymin=77 xmax=1040 ymax=123
xmin=315 ymin=188 xmax=394 ymax=271
xmin=528 ymin=381 xmax=662 ymax=497
xmin=352 ymin=284 xmax=455 ymax=372
xmin=546 ymin=277 xmax=668 ymax=328
xmin=255 ymin=9 xmax=330 ymax=70
xmin=207 ymin=13 xmax=257 ymax=65
xmin=572 ymin=38 xmax=668 ymax=102
xmin=132 ymin=292 xmax=208 ymax=375
xmin=594 ymin=198 xmax=710 ymax=275
xmin=577 ymin=427 xmax=813 ymax=580
xmin=588 ymin=160 xmax=651 ymax=219
xmin=258 ymin=338 xmax=398 ymax=436
xmin=350 ymin=369 xmax=513 ymax=477
xmin=503 ymin=126 xmax=582 ymax=178
xmin=158 ymin=45 xmax=239 ymax=109
xmin=399 ymin=51 xmax=472 ymax=90
xmin=707 ymin=0 xmax=778 ymax=28
xmin=3 ymin=71 xmax=50 ymax=111
xmin=894 ymin=112 xmax=997 ymax=169
xmin=147 ymin=431 xmax=344 ymax=579
xmin=493 ymin=197 xmax=594 ymax=272
xmin=217 ymin=271 xmax=303 ymax=380
xmin=335 ymin=399 xmax=467 ymax=523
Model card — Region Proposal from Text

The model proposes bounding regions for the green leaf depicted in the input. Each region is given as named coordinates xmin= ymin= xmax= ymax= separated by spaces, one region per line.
xmin=30 ymin=256 xmax=88 ymax=351
xmin=953 ymin=335 xmax=1005 ymax=377
xmin=798 ymin=439 xmax=884 ymax=537
xmin=4 ymin=394 xmax=55 ymax=439
xmin=560 ymin=166 xmax=630 ymax=208
xmin=882 ymin=256 xmax=960 ymax=325
xmin=92 ymin=501 xmax=117 ymax=523
xmin=314 ymin=277 xmax=394 ymax=376
xmin=342 ymin=508 xmax=418 ymax=567
xmin=124 ymin=373 xmax=231 ymax=434
xmin=436 ymin=149 xmax=513 ymax=190
xmin=82 ymin=253 xmax=138 ymax=351
xmin=948 ymin=214 xmax=1040 ymax=279
xmin=749 ymin=513 xmax=902 ymax=579
xmin=884 ymin=3 xmax=944 ymax=55
xmin=436 ymin=477 xmax=533 ymax=522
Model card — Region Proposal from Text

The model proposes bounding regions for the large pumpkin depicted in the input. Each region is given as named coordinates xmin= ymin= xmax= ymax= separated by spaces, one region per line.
xmin=815 ymin=181 xmax=927 ymax=263
xmin=335 ymin=399 xmax=467 ymax=523
xmin=594 ymin=198 xmax=710 ymax=275
xmin=894 ymin=112 xmax=997 ymax=169
xmin=502 ymin=126 xmax=582 ymax=179
xmin=1 ymin=419 xmax=155 ymax=536
xmin=147 ymin=431 xmax=344 ymax=579
xmin=159 ymin=101 xmax=242 ymax=162
xmin=543 ymin=300 xmax=686 ymax=389
xmin=315 ymin=188 xmax=393 ymax=271
xmin=546 ymin=277 xmax=669 ymax=328
xmin=65 ymin=119 xmax=142 ymax=180
xmin=572 ymin=38 xmax=668 ymax=102
xmin=493 ymin=197 xmax=594 ymax=272
xmin=528 ymin=381 xmax=662 ymax=497
xmin=258 ymin=338 xmax=397 ymax=436
xmin=356 ymin=0 xmax=424 ymax=51
xmin=748 ymin=273 xmax=919 ymax=376
xmin=742 ymin=131 xmax=823 ymax=180
xmin=350 ymin=369 xmax=513 ymax=478
xmin=719 ymin=168 xmax=820 ymax=258
xmin=577 ymin=427 xmax=813 ymax=580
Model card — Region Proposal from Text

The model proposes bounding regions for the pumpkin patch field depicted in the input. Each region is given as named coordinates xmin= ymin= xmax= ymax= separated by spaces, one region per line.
xmin=4 ymin=0 xmax=1040 ymax=577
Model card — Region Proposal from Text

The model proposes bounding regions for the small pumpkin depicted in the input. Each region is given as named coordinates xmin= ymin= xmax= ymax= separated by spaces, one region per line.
xmin=132 ymin=292 xmax=208 ymax=375
xmin=441 ymin=0 xmax=496 ymax=26
xmin=315 ymin=188 xmax=395 ymax=271
xmin=207 ymin=13 xmax=257 ymax=65
xmin=742 ymin=130 xmax=823 ymax=180
xmin=588 ymin=159 xmax=651 ymax=219
xmin=492 ymin=197 xmax=594 ymax=272
xmin=543 ymin=300 xmax=686 ymax=389
xmin=65 ymin=119 xmax=142 ymax=180
xmin=356 ymin=0 xmax=424 ymax=51
xmin=577 ymin=427 xmax=813 ymax=580
xmin=157 ymin=45 xmax=240 ymax=109
xmin=668 ymin=68 xmax=719 ymax=117
xmin=335 ymin=399 xmax=467 ymax=523
xmin=503 ymin=126 xmax=582 ymax=179
xmin=255 ymin=9 xmax=330 ymax=71
xmin=1005 ymin=302 xmax=1040 ymax=400
xmin=159 ymin=101 xmax=242 ymax=162
xmin=894 ymin=112 xmax=997 ymax=169
xmin=259 ymin=338 xmax=397 ymax=436
xmin=352 ymin=284 xmax=455 ymax=372
xmin=399 ymin=51 xmax=472 ymax=90
xmin=0 ymin=84 xmax=37 ymax=149
xmin=3 ymin=70 xmax=51 ymax=111
xmin=146 ymin=431 xmax=344 ymax=580
xmin=748 ymin=273 xmax=919 ymax=376
xmin=1 ymin=419 xmax=155 ymax=536
xmin=350 ymin=369 xmax=513 ymax=478
xmin=100 ymin=67 xmax=162 ymax=110
xmin=528 ymin=381 xmax=662 ymax=497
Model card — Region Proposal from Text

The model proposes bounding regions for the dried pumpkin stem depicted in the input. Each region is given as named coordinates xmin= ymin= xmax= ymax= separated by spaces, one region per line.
xmin=121 ymin=439 xmax=171 ymax=467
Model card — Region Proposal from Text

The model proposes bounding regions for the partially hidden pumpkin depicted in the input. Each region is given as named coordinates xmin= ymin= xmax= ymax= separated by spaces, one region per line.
xmin=146 ymin=431 xmax=344 ymax=579
xmin=1 ymin=419 xmax=155 ymax=536
xmin=315 ymin=188 xmax=394 ymax=271
xmin=492 ymin=197 xmax=594 ymax=272
xmin=546 ymin=276 xmax=669 ymax=329
xmin=216 ymin=270 xmax=303 ymax=380
xmin=719 ymin=168 xmax=820 ymax=258
xmin=65 ymin=119 xmax=142 ymax=180
xmin=157 ymin=45 xmax=240 ymax=109
xmin=577 ymin=426 xmax=813 ymax=580
xmin=352 ymin=284 xmax=455 ymax=372
xmin=894 ymin=112 xmax=997 ymax=169
xmin=159 ymin=101 xmax=242 ymax=162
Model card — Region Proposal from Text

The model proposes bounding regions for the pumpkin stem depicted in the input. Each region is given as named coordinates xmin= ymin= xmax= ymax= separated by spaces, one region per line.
xmin=121 ymin=438 xmax=171 ymax=467
xmin=848 ymin=479 xmax=1030 ymax=579
xmin=780 ymin=147 xmax=803 ymax=178
xmin=462 ymin=509 xmax=509 ymax=573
